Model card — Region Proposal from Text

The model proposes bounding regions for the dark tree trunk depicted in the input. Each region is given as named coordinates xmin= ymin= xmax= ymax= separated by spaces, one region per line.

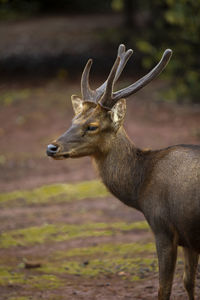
xmin=123 ymin=0 xmax=134 ymax=28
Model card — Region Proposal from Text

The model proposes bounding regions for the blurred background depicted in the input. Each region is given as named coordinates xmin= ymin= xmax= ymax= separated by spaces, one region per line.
xmin=0 ymin=0 xmax=200 ymax=101
xmin=0 ymin=0 xmax=200 ymax=192
xmin=0 ymin=1 xmax=200 ymax=299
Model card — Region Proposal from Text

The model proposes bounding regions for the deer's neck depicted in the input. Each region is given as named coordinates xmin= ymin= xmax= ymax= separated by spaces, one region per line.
xmin=93 ymin=127 xmax=149 ymax=211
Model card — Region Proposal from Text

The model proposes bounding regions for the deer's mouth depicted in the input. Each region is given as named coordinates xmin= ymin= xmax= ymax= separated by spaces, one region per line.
xmin=52 ymin=153 xmax=70 ymax=160
xmin=51 ymin=152 xmax=71 ymax=160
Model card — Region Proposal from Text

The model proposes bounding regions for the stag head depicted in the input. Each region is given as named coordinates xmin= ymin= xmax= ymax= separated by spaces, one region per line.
xmin=46 ymin=44 xmax=172 ymax=159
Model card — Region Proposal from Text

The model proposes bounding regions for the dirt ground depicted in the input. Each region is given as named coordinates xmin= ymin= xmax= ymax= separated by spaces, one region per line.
xmin=0 ymin=15 xmax=200 ymax=300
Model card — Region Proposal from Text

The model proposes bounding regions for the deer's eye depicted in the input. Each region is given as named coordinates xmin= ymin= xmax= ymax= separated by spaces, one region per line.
xmin=86 ymin=125 xmax=98 ymax=131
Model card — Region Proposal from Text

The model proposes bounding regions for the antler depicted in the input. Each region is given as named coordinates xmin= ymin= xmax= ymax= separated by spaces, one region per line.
xmin=81 ymin=44 xmax=133 ymax=102
xmin=100 ymin=49 xmax=172 ymax=108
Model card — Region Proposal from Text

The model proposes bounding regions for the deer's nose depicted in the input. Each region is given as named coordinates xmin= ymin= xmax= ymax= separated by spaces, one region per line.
xmin=46 ymin=144 xmax=59 ymax=156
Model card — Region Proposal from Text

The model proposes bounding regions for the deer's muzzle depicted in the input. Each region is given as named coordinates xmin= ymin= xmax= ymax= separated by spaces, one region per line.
xmin=46 ymin=142 xmax=71 ymax=159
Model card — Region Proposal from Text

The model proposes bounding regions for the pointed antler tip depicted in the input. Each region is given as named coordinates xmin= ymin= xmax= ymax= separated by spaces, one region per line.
xmin=118 ymin=44 xmax=134 ymax=55
xmin=88 ymin=58 xmax=93 ymax=65
xmin=127 ymin=49 xmax=134 ymax=55
xmin=81 ymin=58 xmax=94 ymax=100
xmin=118 ymin=44 xmax=125 ymax=54
xmin=164 ymin=49 xmax=173 ymax=56
xmin=162 ymin=49 xmax=173 ymax=63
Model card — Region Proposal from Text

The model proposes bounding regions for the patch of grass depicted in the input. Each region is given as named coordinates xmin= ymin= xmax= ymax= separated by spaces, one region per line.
xmin=0 ymin=180 xmax=109 ymax=206
xmin=0 ymin=221 xmax=149 ymax=248
xmin=42 ymin=257 xmax=157 ymax=279
xmin=8 ymin=297 xmax=30 ymax=300
xmin=56 ymin=241 xmax=155 ymax=258
xmin=0 ymin=264 xmax=64 ymax=290
xmin=0 ymin=241 xmax=157 ymax=289
xmin=31 ymin=274 xmax=64 ymax=290
xmin=41 ymin=242 xmax=157 ymax=280
xmin=110 ymin=221 xmax=149 ymax=231
xmin=0 ymin=179 xmax=154 ymax=290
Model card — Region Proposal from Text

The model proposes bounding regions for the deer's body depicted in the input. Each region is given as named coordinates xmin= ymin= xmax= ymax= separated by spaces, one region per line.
xmin=46 ymin=44 xmax=200 ymax=300
xmin=95 ymin=129 xmax=200 ymax=251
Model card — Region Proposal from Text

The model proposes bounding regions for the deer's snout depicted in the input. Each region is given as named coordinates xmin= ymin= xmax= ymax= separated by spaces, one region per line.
xmin=46 ymin=143 xmax=59 ymax=156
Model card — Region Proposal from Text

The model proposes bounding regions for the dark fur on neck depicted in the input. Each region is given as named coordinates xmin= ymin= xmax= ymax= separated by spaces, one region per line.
xmin=93 ymin=127 xmax=152 ymax=210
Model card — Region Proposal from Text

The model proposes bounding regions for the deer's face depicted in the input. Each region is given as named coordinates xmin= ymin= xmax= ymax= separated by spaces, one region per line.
xmin=46 ymin=96 xmax=126 ymax=159
xmin=46 ymin=44 xmax=171 ymax=159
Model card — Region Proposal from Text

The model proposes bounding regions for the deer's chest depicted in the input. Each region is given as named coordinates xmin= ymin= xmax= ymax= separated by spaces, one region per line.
xmin=98 ymin=160 xmax=140 ymax=209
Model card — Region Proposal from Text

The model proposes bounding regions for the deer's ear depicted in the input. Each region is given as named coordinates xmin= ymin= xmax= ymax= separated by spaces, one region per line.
xmin=71 ymin=95 xmax=83 ymax=115
xmin=110 ymin=99 xmax=126 ymax=126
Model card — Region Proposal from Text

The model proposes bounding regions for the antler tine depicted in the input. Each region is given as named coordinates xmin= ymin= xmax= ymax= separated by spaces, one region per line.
xmin=96 ymin=45 xmax=133 ymax=97
xmin=80 ymin=44 xmax=133 ymax=102
xmin=81 ymin=59 xmax=94 ymax=101
xmin=115 ymin=45 xmax=133 ymax=82
xmin=112 ymin=49 xmax=172 ymax=104
xmin=99 ymin=56 xmax=120 ymax=107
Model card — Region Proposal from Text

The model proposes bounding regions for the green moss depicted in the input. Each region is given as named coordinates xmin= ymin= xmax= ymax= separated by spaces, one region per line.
xmin=0 ymin=241 xmax=157 ymax=289
xmin=9 ymin=297 xmax=29 ymax=300
xmin=0 ymin=221 xmax=149 ymax=248
xmin=30 ymin=274 xmax=64 ymax=289
xmin=0 ymin=180 xmax=108 ymax=206
xmin=56 ymin=241 xmax=155 ymax=258
xmin=41 ymin=244 xmax=157 ymax=280
xmin=40 ymin=241 xmax=156 ymax=280
xmin=41 ymin=257 xmax=157 ymax=279
xmin=0 ymin=266 xmax=25 ymax=286
xmin=111 ymin=221 xmax=149 ymax=231
xmin=0 ymin=265 xmax=64 ymax=290
xmin=0 ymin=224 xmax=58 ymax=248
xmin=48 ymin=297 xmax=65 ymax=300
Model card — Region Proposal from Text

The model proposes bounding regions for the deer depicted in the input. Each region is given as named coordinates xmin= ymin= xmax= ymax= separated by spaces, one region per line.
xmin=46 ymin=44 xmax=200 ymax=300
